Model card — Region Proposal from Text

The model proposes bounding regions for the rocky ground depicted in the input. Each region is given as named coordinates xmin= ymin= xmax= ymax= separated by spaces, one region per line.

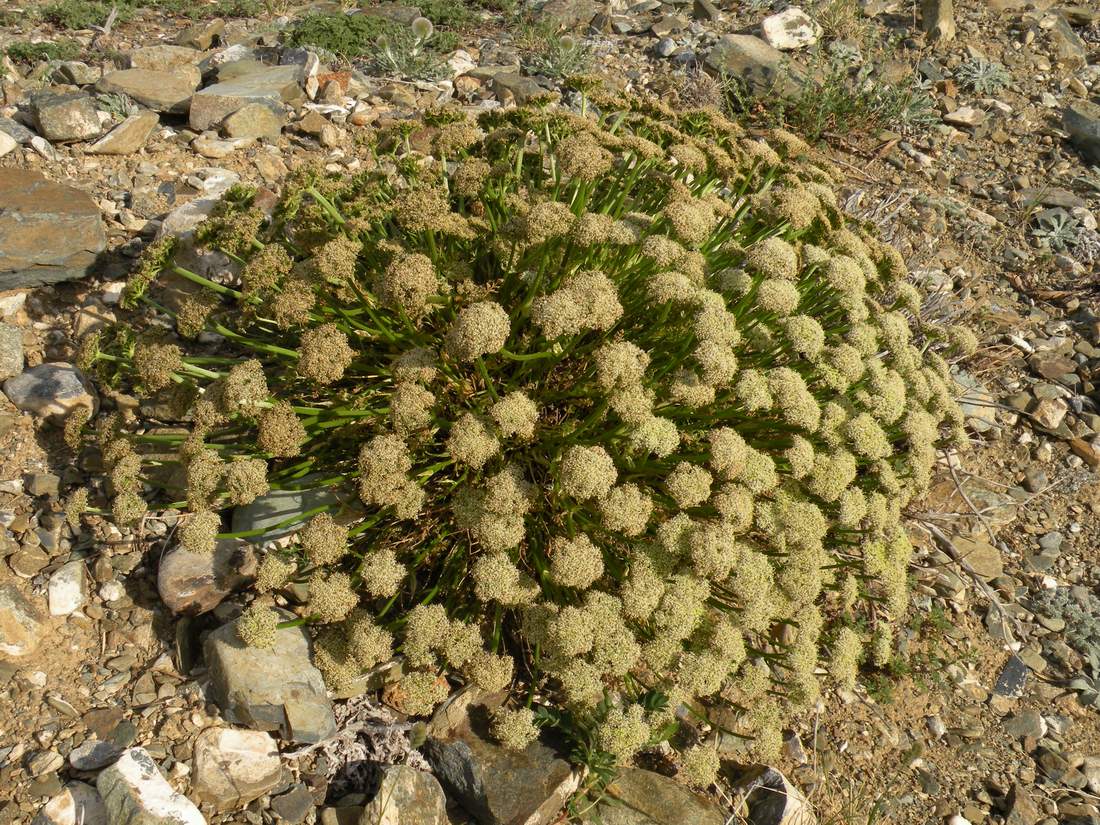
xmin=2 ymin=0 xmax=1100 ymax=823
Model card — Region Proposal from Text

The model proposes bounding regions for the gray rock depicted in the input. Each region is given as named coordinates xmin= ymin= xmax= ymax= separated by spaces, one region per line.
xmin=68 ymin=740 xmax=123 ymax=771
xmin=158 ymin=539 xmax=256 ymax=616
xmin=191 ymin=727 xmax=283 ymax=811
xmin=1003 ymin=709 xmax=1047 ymax=740
xmin=97 ymin=748 xmax=205 ymax=825
xmin=0 ymin=116 xmax=35 ymax=144
xmin=584 ymin=768 xmax=724 ymax=825
xmin=360 ymin=765 xmax=446 ymax=825
xmin=230 ymin=478 xmax=341 ymax=542
xmin=4 ymin=363 xmax=98 ymax=423
xmin=48 ymin=560 xmax=87 ymax=617
xmin=97 ymin=69 xmax=198 ymax=114
xmin=994 ymin=654 xmax=1028 ymax=697
xmin=490 ymin=72 xmax=552 ymax=105
xmin=86 ymin=111 xmax=160 ymax=155
xmin=704 ymin=34 xmax=798 ymax=96
xmin=0 ymin=323 xmax=24 ymax=380
xmin=1064 ymin=101 xmax=1100 ymax=165
xmin=203 ymin=611 xmax=336 ymax=743
xmin=30 ymin=91 xmax=102 ymax=143
xmin=760 ymin=8 xmax=822 ymax=50
xmin=0 ymin=582 xmax=45 ymax=657
xmin=422 ymin=696 xmax=575 ymax=825
xmin=654 ymin=37 xmax=678 ymax=58
xmin=32 ymin=782 xmax=107 ymax=825
xmin=189 ymin=66 xmax=304 ymax=132
xmin=270 ymin=784 xmax=313 ymax=824
xmin=222 ymin=101 xmax=285 ymax=140
xmin=726 ymin=765 xmax=812 ymax=825
xmin=0 ymin=170 xmax=107 ymax=289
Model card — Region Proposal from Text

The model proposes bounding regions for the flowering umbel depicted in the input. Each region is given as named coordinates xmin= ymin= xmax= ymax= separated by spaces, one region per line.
xmin=87 ymin=98 xmax=970 ymax=776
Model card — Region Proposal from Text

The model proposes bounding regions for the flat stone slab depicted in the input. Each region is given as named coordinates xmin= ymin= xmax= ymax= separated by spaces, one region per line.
xmin=0 ymin=170 xmax=107 ymax=289
xmin=203 ymin=611 xmax=336 ymax=743
xmin=97 ymin=69 xmax=198 ymax=114
xmin=189 ymin=65 xmax=304 ymax=131
xmin=86 ymin=111 xmax=160 ymax=155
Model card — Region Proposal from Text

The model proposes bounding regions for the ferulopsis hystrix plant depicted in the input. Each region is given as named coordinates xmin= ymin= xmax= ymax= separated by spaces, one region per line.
xmin=80 ymin=92 xmax=971 ymax=771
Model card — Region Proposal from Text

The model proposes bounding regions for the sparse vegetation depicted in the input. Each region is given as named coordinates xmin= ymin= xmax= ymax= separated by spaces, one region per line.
xmin=722 ymin=51 xmax=938 ymax=143
xmin=954 ymin=57 xmax=1011 ymax=95
xmin=284 ymin=12 xmax=457 ymax=75
xmin=5 ymin=38 xmax=81 ymax=63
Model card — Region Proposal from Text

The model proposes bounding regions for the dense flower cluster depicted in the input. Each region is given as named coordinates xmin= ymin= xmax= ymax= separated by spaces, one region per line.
xmin=85 ymin=97 xmax=969 ymax=774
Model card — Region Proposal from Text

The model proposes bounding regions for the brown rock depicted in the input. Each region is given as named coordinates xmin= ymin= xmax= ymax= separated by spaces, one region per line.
xmin=157 ymin=539 xmax=256 ymax=615
xmin=191 ymin=728 xmax=284 ymax=810
xmin=97 ymin=69 xmax=198 ymax=114
xmin=952 ymin=536 xmax=1004 ymax=580
xmin=86 ymin=111 xmax=159 ymax=155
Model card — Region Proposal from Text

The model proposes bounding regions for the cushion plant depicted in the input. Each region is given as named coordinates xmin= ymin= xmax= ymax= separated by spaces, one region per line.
xmin=74 ymin=90 xmax=972 ymax=790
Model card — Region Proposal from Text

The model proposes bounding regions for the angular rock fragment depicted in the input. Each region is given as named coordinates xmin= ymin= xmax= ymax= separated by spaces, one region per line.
xmin=203 ymin=611 xmax=336 ymax=743
xmin=96 ymin=748 xmax=206 ymax=825
xmin=0 ymin=171 xmax=107 ymax=289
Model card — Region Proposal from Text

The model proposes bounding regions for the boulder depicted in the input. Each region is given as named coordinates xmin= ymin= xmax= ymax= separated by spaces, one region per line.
xmin=203 ymin=611 xmax=336 ymax=743
xmin=191 ymin=727 xmax=284 ymax=810
xmin=0 ymin=170 xmax=107 ymax=289
xmin=32 ymin=782 xmax=107 ymax=825
xmin=86 ymin=111 xmax=159 ymax=155
xmin=158 ymin=539 xmax=256 ymax=615
xmin=0 ymin=583 xmax=44 ymax=658
xmin=97 ymin=69 xmax=198 ymax=114
xmin=30 ymin=91 xmax=101 ymax=143
xmin=96 ymin=748 xmax=205 ymax=825
xmin=4 ymin=362 xmax=97 ymax=423
xmin=705 ymin=34 xmax=799 ymax=96
xmin=188 ymin=66 xmax=304 ymax=132
xmin=360 ymin=765 xmax=446 ymax=825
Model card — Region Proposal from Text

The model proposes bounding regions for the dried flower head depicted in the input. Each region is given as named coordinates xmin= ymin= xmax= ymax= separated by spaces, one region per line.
xmin=445 ymin=301 xmax=510 ymax=361
xmin=237 ymin=604 xmax=279 ymax=649
xmin=298 ymin=324 xmax=355 ymax=385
